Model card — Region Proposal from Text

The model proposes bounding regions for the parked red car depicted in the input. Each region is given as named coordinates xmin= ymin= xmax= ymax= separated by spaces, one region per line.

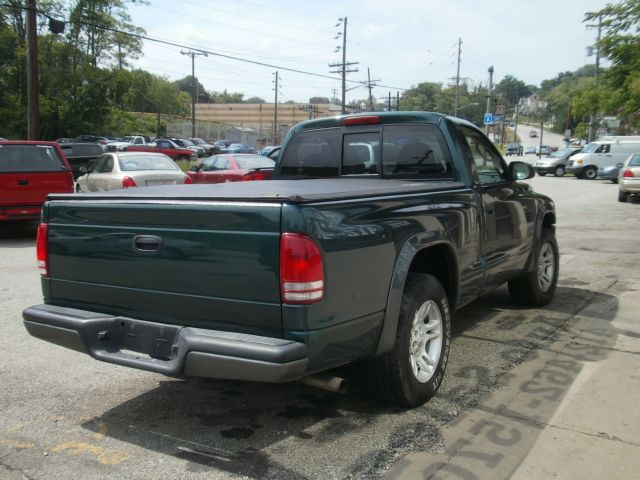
xmin=0 ymin=141 xmax=74 ymax=221
xmin=187 ymin=154 xmax=275 ymax=183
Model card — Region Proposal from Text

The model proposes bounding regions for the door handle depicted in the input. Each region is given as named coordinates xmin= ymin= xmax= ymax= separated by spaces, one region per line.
xmin=132 ymin=235 xmax=163 ymax=253
xmin=17 ymin=179 xmax=29 ymax=185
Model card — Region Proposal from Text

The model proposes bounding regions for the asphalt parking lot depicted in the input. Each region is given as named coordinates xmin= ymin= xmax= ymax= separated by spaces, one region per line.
xmin=1 ymin=173 xmax=639 ymax=479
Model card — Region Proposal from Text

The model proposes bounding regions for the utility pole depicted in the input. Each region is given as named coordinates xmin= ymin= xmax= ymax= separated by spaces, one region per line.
xmin=26 ymin=0 xmax=39 ymax=140
xmin=586 ymin=12 xmax=605 ymax=142
xmin=396 ymin=91 xmax=400 ymax=111
xmin=538 ymin=119 xmax=544 ymax=158
xmin=180 ymin=49 xmax=208 ymax=138
xmin=329 ymin=17 xmax=359 ymax=114
xmin=364 ymin=67 xmax=379 ymax=111
xmin=454 ymin=37 xmax=462 ymax=117
xmin=485 ymin=66 xmax=494 ymax=135
xmin=388 ymin=92 xmax=392 ymax=111
xmin=272 ymin=71 xmax=280 ymax=144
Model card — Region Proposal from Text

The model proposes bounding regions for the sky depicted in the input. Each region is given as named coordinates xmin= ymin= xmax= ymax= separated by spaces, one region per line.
xmin=126 ymin=0 xmax=611 ymax=104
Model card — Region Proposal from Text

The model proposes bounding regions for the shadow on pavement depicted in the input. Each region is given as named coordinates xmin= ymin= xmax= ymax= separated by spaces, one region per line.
xmin=78 ymin=283 xmax=621 ymax=478
xmin=0 ymin=220 xmax=38 ymax=246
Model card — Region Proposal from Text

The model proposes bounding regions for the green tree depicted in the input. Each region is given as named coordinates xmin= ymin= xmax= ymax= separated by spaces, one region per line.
xmin=585 ymin=0 xmax=640 ymax=130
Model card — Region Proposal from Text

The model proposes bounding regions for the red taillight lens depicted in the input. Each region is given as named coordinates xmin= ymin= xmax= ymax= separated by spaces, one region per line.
xmin=623 ymin=169 xmax=634 ymax=178
xmin=343 ymin=115 xmax=380 ymax=126
xmin=184 ymin=175 xmax=193 ymax=184
xmin=122 ymin=176 xmax=137 ymax=188
xmin=36 ymin=223 xmax=49 ymax=277
xmin=280 ymin=233 xmax=324 ymax=304
xmin=241 ymin=171 xmax=268 ymax=181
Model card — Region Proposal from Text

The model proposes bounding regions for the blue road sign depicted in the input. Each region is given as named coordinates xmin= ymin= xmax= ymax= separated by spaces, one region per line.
xmin=484 ymin=113 xmax=493 ymax=124
xmin=494 ymin=114 xmax=504 ymax=123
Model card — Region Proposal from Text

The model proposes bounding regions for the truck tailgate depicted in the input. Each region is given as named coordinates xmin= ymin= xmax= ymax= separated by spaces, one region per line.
xmin=44 ymin=199 xmax=282 ymax=337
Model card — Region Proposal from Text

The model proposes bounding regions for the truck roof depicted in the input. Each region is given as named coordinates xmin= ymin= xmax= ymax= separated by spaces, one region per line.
xmin=289 ymin=111 xmax=472 ymax=134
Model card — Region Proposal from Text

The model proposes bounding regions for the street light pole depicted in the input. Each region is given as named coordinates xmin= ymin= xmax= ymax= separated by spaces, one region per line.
xmin=485 ymin=66 xmax=494 ymax=135
xmin=180 ymin=50 xmax=208 ymax=138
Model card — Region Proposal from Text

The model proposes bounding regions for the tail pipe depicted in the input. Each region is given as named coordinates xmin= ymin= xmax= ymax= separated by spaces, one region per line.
xmin=298 ymin=374 xmax=348 ymax=394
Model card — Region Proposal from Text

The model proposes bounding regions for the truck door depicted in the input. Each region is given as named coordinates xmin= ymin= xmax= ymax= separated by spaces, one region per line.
xmin=457 ymin=125 xmax=535 ymax=291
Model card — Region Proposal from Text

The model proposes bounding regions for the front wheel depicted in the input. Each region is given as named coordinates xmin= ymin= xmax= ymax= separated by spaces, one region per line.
xmin=508 ymin=228 xmax=559 ymax=307
xmin=583 ymin=166 xmax=597 ymax=180
xmin=367 ymin=273 xmax=451 ymax=408
xmin=554 ymin=165 xmax=565 ymax=177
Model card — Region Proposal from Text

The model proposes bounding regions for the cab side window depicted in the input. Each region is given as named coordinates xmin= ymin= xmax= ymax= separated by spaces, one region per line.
xmin=597 ymin=144 xmax=610 ymax=154
xmin=458 ymin=125 xmax=506 ymax=184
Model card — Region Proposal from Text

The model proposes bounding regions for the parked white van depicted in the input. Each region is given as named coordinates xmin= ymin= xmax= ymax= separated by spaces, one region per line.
xmin=567 ymin=139 xmax=640 ymax=179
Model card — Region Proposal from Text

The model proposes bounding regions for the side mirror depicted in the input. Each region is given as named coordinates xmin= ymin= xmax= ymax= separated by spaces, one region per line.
xmin=509 ymin=161 xmax=535 ymax=181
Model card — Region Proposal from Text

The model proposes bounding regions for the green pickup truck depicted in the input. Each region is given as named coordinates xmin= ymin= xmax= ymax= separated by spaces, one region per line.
xmin=23 ymin=112 xmax=558 ymax=408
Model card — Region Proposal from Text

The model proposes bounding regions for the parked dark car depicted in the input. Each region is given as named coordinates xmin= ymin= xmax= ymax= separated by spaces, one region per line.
xmin=0 ymin=141 xmax=74 ymax=221
xmin=188 ymin=154 xmax=274 ymax=183
xmin=74 ymin=135 xmax=110 ymax=147
xmin=24 ymin=112 xmax=557 ymax=408
xmin=189 ymin=138 xmax=216 ymax=155
xmin=213 ymin=140 xmax=232 ymax=153
xmin=506 ymin=143 xmax=523 ymax=156
xmin=58 ymin=143 xmax=105 ymax=179
xmin=226 ymin=143 xmax=254 ymax=154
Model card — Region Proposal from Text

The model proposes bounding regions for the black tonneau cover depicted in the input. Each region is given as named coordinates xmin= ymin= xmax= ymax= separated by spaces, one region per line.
xmin=47 ymin=179 xmax=467 ymax=204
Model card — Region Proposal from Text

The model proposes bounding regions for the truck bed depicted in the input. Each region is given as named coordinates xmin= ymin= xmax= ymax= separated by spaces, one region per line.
xmin=47 ymin=178 xmax=467 ymax=204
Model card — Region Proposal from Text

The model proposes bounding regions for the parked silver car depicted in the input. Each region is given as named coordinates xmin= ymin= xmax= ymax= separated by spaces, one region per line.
xmin=618 ymin=153 xmax=640 ymax=202
xmin=76 ymin=152 xmax=190 ymax=192
xmin=533 ymin=147 xmax=582 ymax=177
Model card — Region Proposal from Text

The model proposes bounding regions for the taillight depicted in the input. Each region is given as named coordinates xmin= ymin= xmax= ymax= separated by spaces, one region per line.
xmin=280 ymin=233 xmax=324 ymax=304
xmin=241 ymin=172 xmax=268 ymax=181
xmin=36 ymin=223 xmax=49 ymax=277
xmin=623 ymin=169 xmax=634 ymax=178
xmin=343 ymin=115 xmax=380 ymax=126
xmin=184 ymin=175 xmax=193 ymax=184
xmin=122 ymin=176 xmax=137 ymax=188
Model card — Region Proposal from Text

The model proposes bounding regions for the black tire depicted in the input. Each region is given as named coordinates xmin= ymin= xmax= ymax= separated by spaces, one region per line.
xmin=75 ymin=183 xmax=82 ymax=193
xmin=508 ymin=228 xmax=559 ymax=307
xmin=554 ymin=165 xmax=565 ymax=177
xmin=611 ymin=178 xmax=618 ymax=184
xmin=618 ymin=190 xmax=627 ymax=202
xmin=367 ymin=273 xmax=451 ymax=408
xmin=575 ymin=172 xmax=583 ymax=179
xmin=538 ymin=172 xmax=547 ymax=177
xmin=583 ymin=166 xmax=597 ymax=180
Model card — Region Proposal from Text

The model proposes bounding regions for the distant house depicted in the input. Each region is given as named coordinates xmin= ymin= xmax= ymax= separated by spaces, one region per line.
xmin=225 ymin=126 xmax=257 ymax=146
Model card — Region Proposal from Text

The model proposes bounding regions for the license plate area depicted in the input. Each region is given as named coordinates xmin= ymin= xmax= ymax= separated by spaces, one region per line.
xmin=102 ymin=318 xmax=181 ymax=360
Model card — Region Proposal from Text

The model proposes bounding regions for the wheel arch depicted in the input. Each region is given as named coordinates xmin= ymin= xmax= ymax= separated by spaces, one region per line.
xmin=375 ymin=235 xmax=459 ymax=356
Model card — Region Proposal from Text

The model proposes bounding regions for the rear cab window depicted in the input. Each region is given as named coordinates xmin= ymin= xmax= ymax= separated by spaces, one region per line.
xmin=279 ymin=123 xmax=455 ymax=180
xmin=0 ymin=144 xmax=68 ymax=173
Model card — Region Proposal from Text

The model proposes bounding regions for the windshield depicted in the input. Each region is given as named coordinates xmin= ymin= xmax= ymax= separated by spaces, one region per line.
xmin=549 ymin=148 xmax=575 ymax=158
xmin=582 ymin=143 xmax=598 ymax=153
xmin=180 ymin=139 xmax=196 ymax=146
xmin=121 ymin=136 xmax=134 ymax=143
xmin=236 ymin=155 xmax=275 ymax=169
xmin=0 ymin=144 xmax=67 ymax=172
xmin=118 ymin=155 xmax=179 ymax=171
xmin=192 ymin=138 xmax=206 ymax=145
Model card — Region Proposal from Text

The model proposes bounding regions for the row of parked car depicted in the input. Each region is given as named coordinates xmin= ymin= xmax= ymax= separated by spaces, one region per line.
xmin=0 ymin=137 xmax=282 ymax=222
xmin=2 ymin=132 xmax=637 ymax=223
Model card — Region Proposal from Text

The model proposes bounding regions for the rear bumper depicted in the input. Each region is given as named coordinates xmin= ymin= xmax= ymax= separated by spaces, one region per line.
xmin=0 ymin=205 xmax=41 ymax=221
xmin=23 ymin=304 xmax=308 ymax=383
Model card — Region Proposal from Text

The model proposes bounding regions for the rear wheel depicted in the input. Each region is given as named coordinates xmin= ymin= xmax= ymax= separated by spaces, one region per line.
xmin=618 ymin=190 xmax=627 ymax=202
xmin=508 ymin=228 xmax=559 ymax=307
xmin=367 ymin=273 xmax=451 ymax=408
xmin=538 ymin=172 xmax=547 ymax=177
xmin=75 ymin=183 xmax=82 ymax=193
xmin=583 ymin=166 xmax=597 ymax=180
xmin=554 ymin=165 xmax=565 ymax=177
